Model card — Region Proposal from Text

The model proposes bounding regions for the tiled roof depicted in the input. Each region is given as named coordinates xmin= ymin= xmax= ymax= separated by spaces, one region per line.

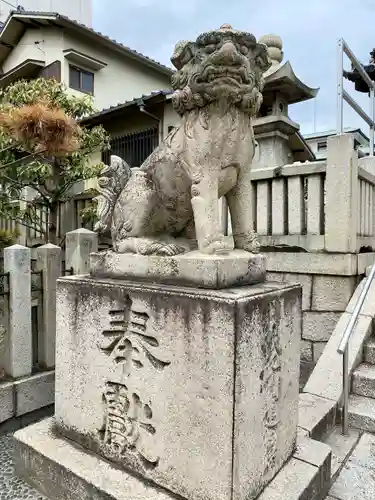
xmin=80 ymin=89 xmax=173 ymax=124
xmin=5 ymin=10 xmax=174 ymax=76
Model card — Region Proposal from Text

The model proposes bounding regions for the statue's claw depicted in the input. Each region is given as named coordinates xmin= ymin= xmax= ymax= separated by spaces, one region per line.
xmin=157 ymin=244 xmax=186 ymax=256
xmin=202 ymin=236 xmax=234 ymax=255
xmin=234 ymin=232 xmax=260 ymax=253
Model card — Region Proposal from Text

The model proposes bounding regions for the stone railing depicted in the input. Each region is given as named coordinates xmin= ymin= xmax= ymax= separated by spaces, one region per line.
xmin=221 ymin=134 xmax=375 ymax=255
xmin=357 ymin=157 xmax=375 ymax=247
xmin=248 ymin=160 xmax=326 ymax=252
xmin=0 ymin=228 xmax=98 ymax=426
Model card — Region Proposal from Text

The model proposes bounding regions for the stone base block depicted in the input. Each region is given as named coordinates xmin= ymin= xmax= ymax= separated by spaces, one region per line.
xmin=54 ymin=276 xmax=301 ymax=500
xmin=0 ymin=371 xmax=55 ymax=424
xmin=14 ymin=419 xmax=331 ymax=500
xmin=90 ymin=249 xmax=266 ymax=289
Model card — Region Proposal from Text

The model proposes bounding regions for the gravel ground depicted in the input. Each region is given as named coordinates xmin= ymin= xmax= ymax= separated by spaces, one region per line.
xmin=0 ymin=434 xmax=48 ymax=500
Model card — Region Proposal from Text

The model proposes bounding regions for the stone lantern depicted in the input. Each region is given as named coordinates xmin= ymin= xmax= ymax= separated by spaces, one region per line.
xmin=252 ymin=34 xmax=319 ymax=168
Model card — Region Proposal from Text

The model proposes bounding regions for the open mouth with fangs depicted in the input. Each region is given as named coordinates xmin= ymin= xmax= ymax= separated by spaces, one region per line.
xmin=201 ymin=65 xmax=250 ymax=86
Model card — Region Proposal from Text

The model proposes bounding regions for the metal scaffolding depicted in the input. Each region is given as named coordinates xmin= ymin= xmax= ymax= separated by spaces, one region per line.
xmin=337 ymin=38 xmax=375 ymax=156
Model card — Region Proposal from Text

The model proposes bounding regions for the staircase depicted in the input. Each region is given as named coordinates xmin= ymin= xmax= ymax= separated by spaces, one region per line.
xmin=349 ymin=335 xmax=375 ymax=431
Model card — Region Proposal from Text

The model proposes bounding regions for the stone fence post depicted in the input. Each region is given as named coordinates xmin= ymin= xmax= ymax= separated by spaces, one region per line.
xmin=325 ymin=134 xmax=358 ymax=253
xmin=3 ymin=244 xmax=32 ymax=379
xmin=66 ymin=228 xmax=98 ymax=275
xmin=35 ymin=243 xmax=61 ymax=369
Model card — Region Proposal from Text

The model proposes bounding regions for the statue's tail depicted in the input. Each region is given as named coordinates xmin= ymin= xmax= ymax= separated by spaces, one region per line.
xmin=94 ymin=155 xmax=132 ymax=234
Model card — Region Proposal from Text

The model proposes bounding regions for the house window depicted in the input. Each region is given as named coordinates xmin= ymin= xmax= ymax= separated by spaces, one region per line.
xmin=317 ymin=141 xmax=327 ymax=151
xmin=69 ymin=65 xmax=94 ymax=94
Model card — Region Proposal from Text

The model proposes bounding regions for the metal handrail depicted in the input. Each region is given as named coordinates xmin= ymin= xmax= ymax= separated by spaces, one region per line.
xmin=337 ymin=38 xmax=375 ymax=156
xmin=337 ymin=261 xmax=375 ymax=435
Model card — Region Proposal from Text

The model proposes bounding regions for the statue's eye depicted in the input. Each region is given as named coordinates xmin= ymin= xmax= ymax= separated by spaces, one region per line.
xmin=240 ymin=45 xmax=249 ymax=55
xmin=205 ymin=44 xmax=216 ymax=54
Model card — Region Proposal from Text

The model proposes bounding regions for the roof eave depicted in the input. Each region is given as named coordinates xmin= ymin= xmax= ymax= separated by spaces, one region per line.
xmin=264 ymin=61 xmax=319 ymax=103
xmin=1 ymin=12 xmax=174 ymax=77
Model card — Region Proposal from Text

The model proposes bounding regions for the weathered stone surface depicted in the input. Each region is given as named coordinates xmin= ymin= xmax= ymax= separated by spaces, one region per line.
xmin=302 ymin=311 xmax=341 ymax=342
xmin=324 ymin=426 xmax=360 ymax=480
xmin=0 ymin=381 xmax=13 ymax=423
xmin=3 ymin=245 xmax=32 ymax=378
xmin=14 ymin=418 xmax=176 ymax=500
xmin=325 ymin=134 xmax=358 ymax=253
xmin=95 ymin=25 xmax=270 ymax=257
xmin=352 ymin=363 xmax=375 ymax=399
xmin=312 ymin=341 xmax=326 ymax=362
xmin=66 ymin=228 xmax=98 ymax=275
xmin=14 ymin=419 xmax=330 ymax=500
xmin=348 ymin=395 xmax=375 ymax=432
xmin=364 ymin=338 xmax=375 ymax=365
xmin=301 ymin=340 xmax=313 ymax=362
xmin=311 ymin=275 xmax=356 ymax=312
xmin=1 ymin=433 xmax=48 ymax=500
xmin=304 ymin=312 xmax=372 ymax=402
xmin=347 ymin=432 xmax=375 ymax=469
xmin=257 ymin=457 xmax=327 ymax=500
xmin=267 ymin=272 xmax=312 ymax=311
xmin=90 ymin=250 xmax=266 ymax=289
xmin=14 ymin=371 xmax=55 ymax=417
xmin=35 ymin=244 xmax=61 ymax=368
xmin=265 ymin=252 xmax=357 ymax=276
xmin=329 ymin=458 xmax=375 ymax=500
xmin=298 ymin=393 xmax=336 ymax=439
xmin=346 ymin=277 xmax=375 ymax=317
xmin=54 ymin=275 xmax=301 ymax=500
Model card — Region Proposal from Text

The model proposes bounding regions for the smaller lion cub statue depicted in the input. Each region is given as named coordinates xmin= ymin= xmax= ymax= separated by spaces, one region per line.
xmin=95 ymin=24 xmax=270 ymax=256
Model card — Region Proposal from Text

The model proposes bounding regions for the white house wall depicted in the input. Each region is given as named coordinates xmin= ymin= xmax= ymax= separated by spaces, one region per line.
xmin=2 ymin=25 xmax=171 ymax=112
xmin=2 ymin=27 xmax=64 ymax=73
xmin=62 ymin=33 xmax=171 ymax=110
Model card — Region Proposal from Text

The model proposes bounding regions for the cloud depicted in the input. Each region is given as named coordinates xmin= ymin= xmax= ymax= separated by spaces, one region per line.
xmin=93 ymin=0 xmax=375 ymax=135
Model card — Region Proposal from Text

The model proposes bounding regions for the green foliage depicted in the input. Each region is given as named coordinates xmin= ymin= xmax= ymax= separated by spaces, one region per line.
xmin=0 ymin=228 xmax=19 ymax=248
xmin=80 ymin=193 xmax=99 ymax=228
xmin=0 ymin=78 xmax=110 ymax=243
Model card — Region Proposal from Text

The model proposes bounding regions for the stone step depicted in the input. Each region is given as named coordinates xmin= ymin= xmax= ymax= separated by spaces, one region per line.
xmin=348 ymin=394 xmax=375 ymax=432
xmin=352 ymin=363 xmax=375 ymax=399
xmin=364 ymin=338 xmax=375 ymax=365
xmin=14 ymin=418 xmax=331 ymax=500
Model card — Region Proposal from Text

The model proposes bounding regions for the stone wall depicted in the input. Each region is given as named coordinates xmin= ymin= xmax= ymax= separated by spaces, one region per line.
xmin=265 ymin=251 xmax=373 ymax=387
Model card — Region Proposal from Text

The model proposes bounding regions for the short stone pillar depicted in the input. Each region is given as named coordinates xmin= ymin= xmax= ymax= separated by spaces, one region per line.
xmin=35 ymin=243 xmax=61 ymax=368
xmin=3 ymin=244 xmax=32 ymax=379
xmin=325 ymin=134 xmax=358 ymax=253
xmin=65 ymin=228 xmax=98 ymax=275
xmin=52 ymin=275 xmax=301 ymax=500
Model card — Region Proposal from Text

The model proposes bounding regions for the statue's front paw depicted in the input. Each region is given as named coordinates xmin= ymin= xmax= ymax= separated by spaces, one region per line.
xmin=202 ymin=235 xmax=234 ymax=255
xmin=234 ymin=233 xmax=260 ymax=253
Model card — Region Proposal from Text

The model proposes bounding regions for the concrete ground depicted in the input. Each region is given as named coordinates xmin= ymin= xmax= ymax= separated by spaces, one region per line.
xmin=1 ymin=427 xmax=375 ymax=500
xmin=327 ymin=431 xmax=375 ymax=500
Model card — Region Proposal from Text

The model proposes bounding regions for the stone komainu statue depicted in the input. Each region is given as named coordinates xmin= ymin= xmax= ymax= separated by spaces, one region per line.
xmin=95 ymin=24 xmax=271 ymax=256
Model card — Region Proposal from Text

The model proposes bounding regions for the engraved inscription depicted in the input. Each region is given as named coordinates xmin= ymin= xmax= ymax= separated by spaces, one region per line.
xmin=98 ymin=296 xmax=170 ymax=468
xmin=260 ymin=310 xmax=281 ymax=475
xmin=99 ymin=296 xmax=170 ymax=374
xmin=100 ymin=381 xmax=159 ymax=466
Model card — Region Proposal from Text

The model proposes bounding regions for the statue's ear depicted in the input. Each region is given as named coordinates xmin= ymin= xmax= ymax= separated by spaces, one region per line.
xmin=171 ymin=40 xmax=194 ymax=70
xmin=254 ymin=43 xmax=272 ymax=74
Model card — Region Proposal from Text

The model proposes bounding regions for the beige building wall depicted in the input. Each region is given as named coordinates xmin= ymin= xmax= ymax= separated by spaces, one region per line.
xmin=162 ymin=100 xmax=181 ymax=138
xmin=2 ymin=26 xmax=171 ymax=112
xmin=62 ymin=33 xmax=171 ymax=111
xmin=2 ymin=28 xmax=64 ymax=73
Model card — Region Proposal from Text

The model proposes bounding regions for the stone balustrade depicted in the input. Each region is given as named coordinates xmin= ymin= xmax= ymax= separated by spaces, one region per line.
xmin=0 ymin=229 xmax=98 ymax=427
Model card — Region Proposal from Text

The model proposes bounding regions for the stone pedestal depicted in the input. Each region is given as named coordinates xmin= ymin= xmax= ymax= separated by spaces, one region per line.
xmin=22 ymin=274 xmax=300 ymax=500
xmin=90 ymin=250 xmax=266 ymax=289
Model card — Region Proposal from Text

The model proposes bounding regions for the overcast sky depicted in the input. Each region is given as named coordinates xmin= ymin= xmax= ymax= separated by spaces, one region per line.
xmin=92 ymin=0 xmax=375 ymax=136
